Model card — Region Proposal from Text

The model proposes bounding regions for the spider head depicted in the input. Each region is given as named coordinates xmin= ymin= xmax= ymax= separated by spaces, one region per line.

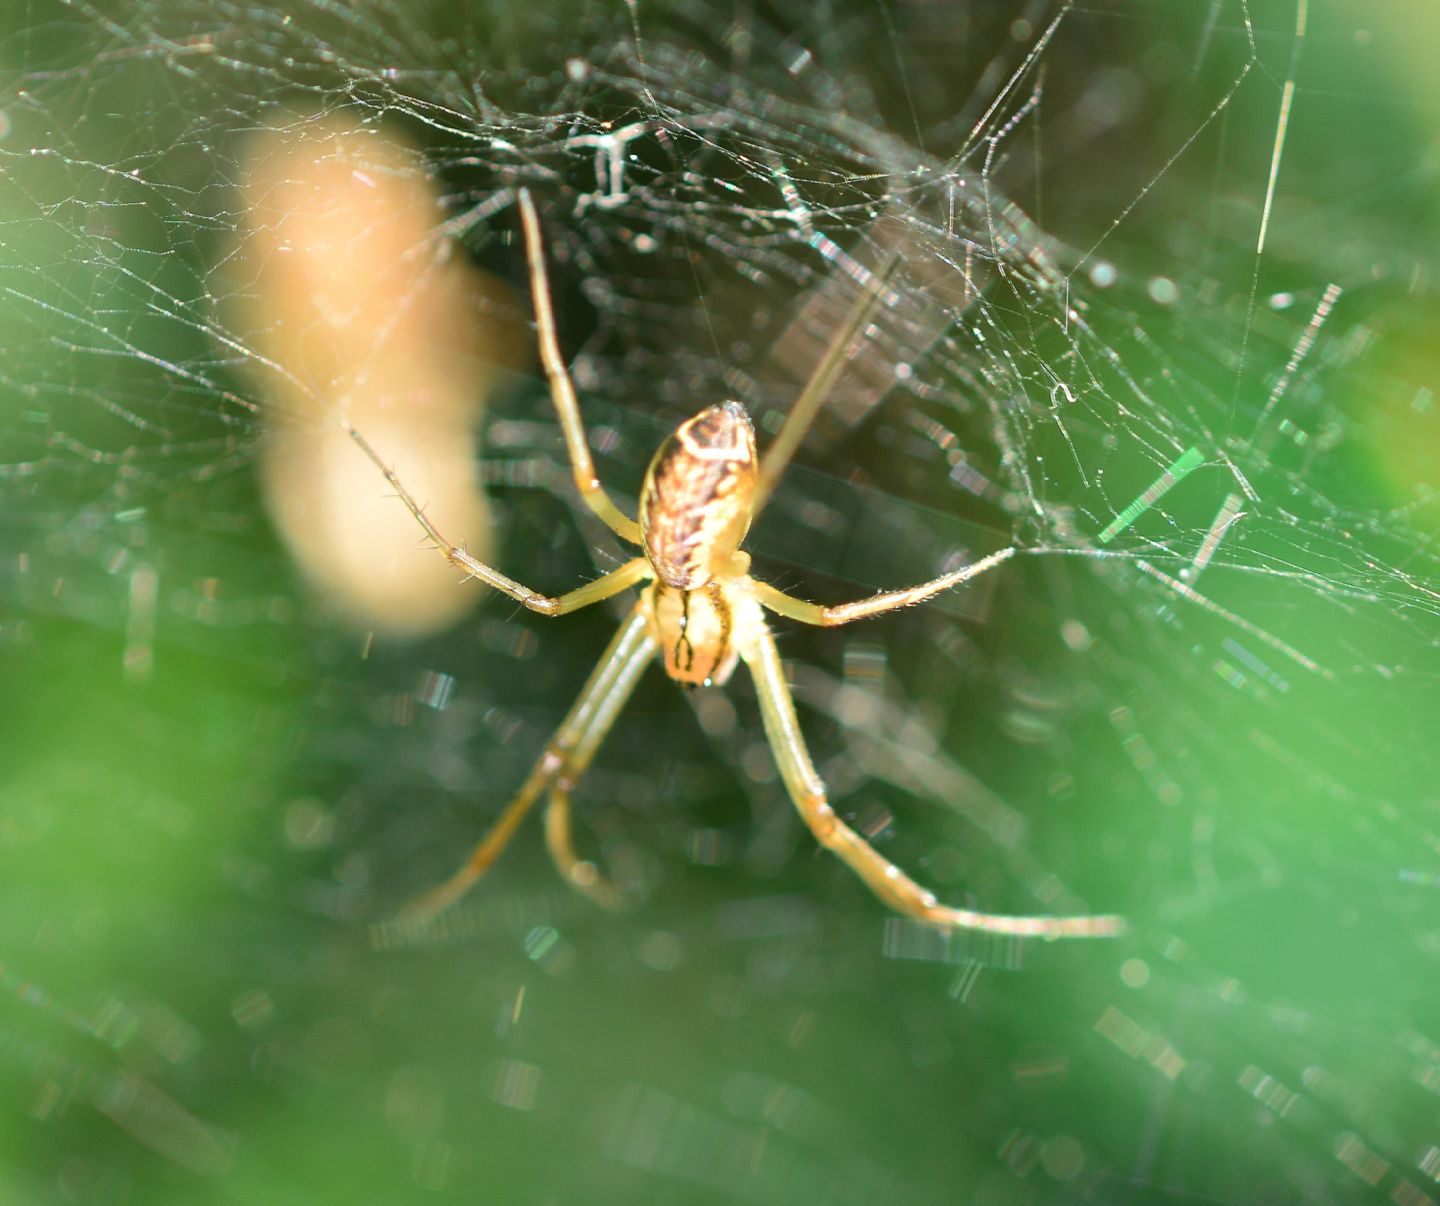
xmin=639 ymin=401 xmax=757 ymax=589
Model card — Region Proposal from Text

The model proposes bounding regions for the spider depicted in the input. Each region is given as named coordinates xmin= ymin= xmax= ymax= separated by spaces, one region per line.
xmin=347 ymin=188 xmax=1123 ymax=939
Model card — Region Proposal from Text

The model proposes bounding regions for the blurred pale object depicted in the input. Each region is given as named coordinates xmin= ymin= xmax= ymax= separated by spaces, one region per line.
xmin=226 ymin=116 xmax=524 ymax=634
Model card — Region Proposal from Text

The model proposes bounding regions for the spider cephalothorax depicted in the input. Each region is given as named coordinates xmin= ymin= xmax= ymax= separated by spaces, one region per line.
xmin=347 ymin=188 xmax=1122 ymax=939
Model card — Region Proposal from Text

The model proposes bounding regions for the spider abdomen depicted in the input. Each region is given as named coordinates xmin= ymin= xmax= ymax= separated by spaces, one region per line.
xmin=639 ymin=401 xmax=757 ymax=589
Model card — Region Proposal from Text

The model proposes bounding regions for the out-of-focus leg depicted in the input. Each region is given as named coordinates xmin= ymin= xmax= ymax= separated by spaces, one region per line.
xmin=402 ymin=602 xmax=657 ymax=920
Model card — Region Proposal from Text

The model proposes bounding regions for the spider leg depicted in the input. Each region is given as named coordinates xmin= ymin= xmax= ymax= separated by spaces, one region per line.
xmin=348 ymin=426 xmax=651 ymax=615
xmin=403 ymin=601 xmax=658 ymax=921
xmin=544 ymin=786 xmax=626 ymax=910
xmin=752 ymin=547 xmax=1014 ymax=627
xmin=740 ymin=619 xmax=1124 ymax=938
xmin=540 ymin=594 xmax=658 ymax=907
xmin=517 ymin=188 xmax=643 ymax=545
xmin=753 ymin=251 xmax=901 ymax=516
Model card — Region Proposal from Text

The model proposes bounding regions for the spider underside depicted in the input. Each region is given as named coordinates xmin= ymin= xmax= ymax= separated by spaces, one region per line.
xmin=347 ymin=188 xmax=1123 ymax=940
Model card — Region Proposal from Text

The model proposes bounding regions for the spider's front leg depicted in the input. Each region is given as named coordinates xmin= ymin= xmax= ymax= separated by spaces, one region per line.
xmin=402 ymin=601 xmax=658 ymax=921
xmin=739 ymin=617 xmax=1124 ymax=938
xmin=517 ymin=188 xmax=642 ymax=544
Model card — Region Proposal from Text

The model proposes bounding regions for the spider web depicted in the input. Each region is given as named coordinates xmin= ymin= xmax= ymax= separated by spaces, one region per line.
xmin=1 ymin=0 xmax=1438 ymax=1202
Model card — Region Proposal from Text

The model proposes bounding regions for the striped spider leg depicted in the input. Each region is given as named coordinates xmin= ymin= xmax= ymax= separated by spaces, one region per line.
xmin=348 ymin=187 xmax=1124 ymax=938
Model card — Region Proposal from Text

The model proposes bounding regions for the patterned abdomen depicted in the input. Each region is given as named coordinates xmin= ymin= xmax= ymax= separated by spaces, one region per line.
xmin=639 ymin=401 xmax=757 ymax=589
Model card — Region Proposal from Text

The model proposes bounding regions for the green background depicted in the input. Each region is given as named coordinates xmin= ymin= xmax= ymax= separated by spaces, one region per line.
xmin=2 ymin=1 xmax=1437 ymax=1202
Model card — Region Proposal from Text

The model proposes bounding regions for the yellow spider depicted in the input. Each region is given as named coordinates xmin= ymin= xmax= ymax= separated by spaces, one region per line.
xmin=348 ymin=188 xmax=1123 ymax=939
